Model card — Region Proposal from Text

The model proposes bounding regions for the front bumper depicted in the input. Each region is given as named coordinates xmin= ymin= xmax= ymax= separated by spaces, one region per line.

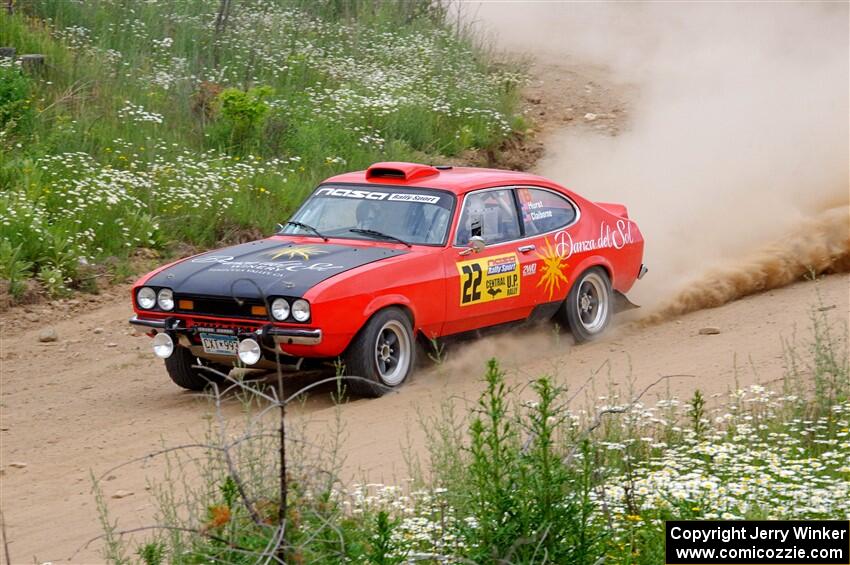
xmin=129 ymin=315 xmax=322 ymax=345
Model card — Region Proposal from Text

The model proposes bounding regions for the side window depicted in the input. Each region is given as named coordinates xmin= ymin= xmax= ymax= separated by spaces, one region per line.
xmin=517 ymin=187 xmax=577 ymax=236
xmin=455 ymin=189 xmax=521 ymax=246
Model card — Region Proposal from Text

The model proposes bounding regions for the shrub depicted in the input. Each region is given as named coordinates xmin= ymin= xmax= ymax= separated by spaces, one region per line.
xmin=0 ymin=60 xmax=34 ymax=137
xmin=137 ymin=541 xmax=165 ymax=565
xmin=0 ymin=240 xmax=33 ymax=298
xmin=37 ymin=265 xmax=68 ymax=298
xmin=436 ymin=360 xmax=605 ymax=564
xmin=209 ymin=86 xmax=274 ymax=152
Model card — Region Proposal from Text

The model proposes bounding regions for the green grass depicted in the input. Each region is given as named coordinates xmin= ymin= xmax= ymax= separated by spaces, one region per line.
xmin=0 ymin=0 xmax=524 ymax=298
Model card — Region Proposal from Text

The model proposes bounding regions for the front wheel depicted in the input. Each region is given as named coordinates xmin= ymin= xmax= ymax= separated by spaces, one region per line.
xmin=343 ymin=307 xmax=416 ymax=398
xmin=165 ymin=346 xmax=229 ymax=391
xmin=559 ymin=267 xmax=613 ymax=343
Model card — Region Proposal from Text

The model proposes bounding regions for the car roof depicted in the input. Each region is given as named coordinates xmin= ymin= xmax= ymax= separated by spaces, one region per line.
xmin=323 ymin=162 xmax=564 ymax=196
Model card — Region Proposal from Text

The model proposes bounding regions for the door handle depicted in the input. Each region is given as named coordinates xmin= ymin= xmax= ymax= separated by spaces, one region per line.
xmin=517 ymin=244 xmax=536 ymax=253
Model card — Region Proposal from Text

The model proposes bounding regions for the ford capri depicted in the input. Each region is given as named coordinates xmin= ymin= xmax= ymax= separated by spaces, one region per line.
xmin=130 ymin=162 xmax=646 ymax=396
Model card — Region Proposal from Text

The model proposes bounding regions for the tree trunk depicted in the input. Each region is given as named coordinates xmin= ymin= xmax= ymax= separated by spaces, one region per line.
xmin=20 ymin=54 xmax=46 ymax=77
xmin=212 ymin=0 xmax=232 ymax=69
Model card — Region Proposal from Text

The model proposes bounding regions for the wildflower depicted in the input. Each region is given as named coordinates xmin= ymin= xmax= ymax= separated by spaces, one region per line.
xmin=206 ymin=505 xmax=231 ymax=528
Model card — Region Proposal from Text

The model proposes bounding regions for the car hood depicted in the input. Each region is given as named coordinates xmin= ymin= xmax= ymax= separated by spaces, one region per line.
xmin=144 ymin=238 xmax=408 ymax=299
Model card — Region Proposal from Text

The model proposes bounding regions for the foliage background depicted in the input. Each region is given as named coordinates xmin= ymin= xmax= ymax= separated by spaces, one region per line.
xmin=0 ymin=0 xmax=524 ymax=298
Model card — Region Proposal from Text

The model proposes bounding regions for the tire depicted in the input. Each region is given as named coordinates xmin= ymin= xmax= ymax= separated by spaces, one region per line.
xmin=559 ymin=267 xmax=613 ymax=343
xmin=343 ymin=307 xmax=416 ymax=398
xmin=165 ymin=346 xmax=228 ymax=391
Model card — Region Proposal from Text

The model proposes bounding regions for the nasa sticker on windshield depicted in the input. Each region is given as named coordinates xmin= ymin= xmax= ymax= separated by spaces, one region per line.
xmin=457 ymin=252 xmax=521 ymax=306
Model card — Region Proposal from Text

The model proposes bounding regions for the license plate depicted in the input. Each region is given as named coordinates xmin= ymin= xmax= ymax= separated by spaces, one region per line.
xmin=200 ymin=333 xmax=238 ymax=356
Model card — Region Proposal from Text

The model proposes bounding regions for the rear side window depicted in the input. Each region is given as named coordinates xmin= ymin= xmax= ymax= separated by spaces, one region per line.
xmin=517 ymin=187 xmax=577 ymax=235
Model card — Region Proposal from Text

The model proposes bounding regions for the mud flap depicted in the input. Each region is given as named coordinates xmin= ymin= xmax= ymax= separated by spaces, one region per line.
xmin=614 ymin=291 xmax=640 ymax=313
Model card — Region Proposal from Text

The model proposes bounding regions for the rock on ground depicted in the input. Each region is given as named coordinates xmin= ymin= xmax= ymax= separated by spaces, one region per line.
xmin=38 ymin=327 xmax=58 ymax=342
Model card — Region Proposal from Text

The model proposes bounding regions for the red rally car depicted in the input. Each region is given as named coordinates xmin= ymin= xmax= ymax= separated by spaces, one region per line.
xmin=130 ymin=162 xmax=646 ymax=397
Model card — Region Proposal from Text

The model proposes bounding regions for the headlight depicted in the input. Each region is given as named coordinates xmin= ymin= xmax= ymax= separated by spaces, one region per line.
xmin=291 ymin=299 xmax=310 ymax=322
xmin=157 ymin=288 xmax=174 ymax=311
xmin=271 ymin=298 xmax=290 ymax=321
xmin=238 ymin=338 xmax=261 ymax=365
xmin=137 ymin=287 xmax=156 ymax=309
xmin=152 ymin=332 xmax=174 ymax=359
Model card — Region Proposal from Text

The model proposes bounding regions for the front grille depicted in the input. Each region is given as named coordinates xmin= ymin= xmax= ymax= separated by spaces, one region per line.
xmin=176 ymin=294 xmax=267 ymax=320
xmin=184 ymin=321 xmax=260 ymax=346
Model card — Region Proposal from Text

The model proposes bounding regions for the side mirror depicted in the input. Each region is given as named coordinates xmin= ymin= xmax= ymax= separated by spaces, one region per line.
xmin=469 ymin=235 xmax=486 ymax=253
xmin=459 ymin=235 xmax=486 ymax=256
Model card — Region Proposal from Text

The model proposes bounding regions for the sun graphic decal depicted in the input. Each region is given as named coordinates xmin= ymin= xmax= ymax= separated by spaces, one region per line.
xmin=268 ymin=245 xmax=328 ymax=261
xmin=535 ymin=238 xmax=569 ymax=300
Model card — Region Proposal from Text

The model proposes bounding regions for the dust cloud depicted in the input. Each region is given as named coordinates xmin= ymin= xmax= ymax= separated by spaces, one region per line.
xmin=474 ymin=2 xmax=849 ymax=315
xmin=646 ymin=205 xmax=850 ymax=322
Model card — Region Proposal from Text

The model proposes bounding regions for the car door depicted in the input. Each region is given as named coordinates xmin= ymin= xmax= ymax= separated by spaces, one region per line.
xmin=514 ymin=186 xmax=580 ymax=309
xmin=441 ymin=188 xmax=528 ymax=335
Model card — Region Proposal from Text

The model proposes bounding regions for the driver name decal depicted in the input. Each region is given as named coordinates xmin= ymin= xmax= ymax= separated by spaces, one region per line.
xmin=457 ymin=252 xmax=520 ymax=306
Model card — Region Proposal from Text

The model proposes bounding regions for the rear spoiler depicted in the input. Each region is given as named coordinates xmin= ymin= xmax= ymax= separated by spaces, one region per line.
xmin=596 ymin=202 xmax=629 ymax=219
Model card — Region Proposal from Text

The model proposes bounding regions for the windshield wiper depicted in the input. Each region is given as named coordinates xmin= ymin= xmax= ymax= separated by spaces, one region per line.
xmin=283 ymin=221 xmax=329 ymax=241
xmin=349 ymin=228 xmax=411 ymax=248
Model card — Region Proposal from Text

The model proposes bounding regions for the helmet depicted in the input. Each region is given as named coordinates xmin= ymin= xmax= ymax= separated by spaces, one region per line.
xmin=356 ymin=199 xmax=381 ymax=228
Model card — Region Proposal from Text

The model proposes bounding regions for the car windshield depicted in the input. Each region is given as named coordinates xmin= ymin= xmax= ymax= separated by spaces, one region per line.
xmin=281 ymin=185 xmax=455 ymax=245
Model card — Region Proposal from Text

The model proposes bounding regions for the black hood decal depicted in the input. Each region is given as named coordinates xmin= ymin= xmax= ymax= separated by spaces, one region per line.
xmin=146 ymin=239 xmax=407 ymax=299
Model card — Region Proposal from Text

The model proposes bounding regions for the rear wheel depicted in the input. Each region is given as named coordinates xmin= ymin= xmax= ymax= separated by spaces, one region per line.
xmin=165 ymin=346 xmax=229 ymax=391
xmin=559 ymin=267 xmax=612 ymax=343
xmin=343 ymin=307 xmax=415 ymax=398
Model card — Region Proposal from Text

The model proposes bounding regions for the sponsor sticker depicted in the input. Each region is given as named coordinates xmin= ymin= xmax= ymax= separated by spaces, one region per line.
xmin=554 ymin=219 xmax=635 ymax=259
xmin=194 ymin=327 xmax=236 ymax=335
xmin=457 ymin=252 xmax=520 ymax=306
xmin=536 ymin=238 xmax=569 ymax=299
xmin=267 ymin=245 xmax=328 ymax=261
xmin=388 ymin=193 xmax=441 ymax=204
xmin=487 ymin=255 xmax=517 ymax=275
xmin=315 ymin=187 xmax=388 ymax=200
xmin=191 ymin=255 xmax=344 ymax=277
xmin=315 ymin=187 xmax=441 ymax=204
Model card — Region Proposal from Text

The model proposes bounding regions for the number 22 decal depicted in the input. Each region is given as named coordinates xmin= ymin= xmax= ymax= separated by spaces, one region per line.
xmin=461 ymin=263 xmax=483 ymax=304
xmin=456 ymin=252 xmax=521 ymax=306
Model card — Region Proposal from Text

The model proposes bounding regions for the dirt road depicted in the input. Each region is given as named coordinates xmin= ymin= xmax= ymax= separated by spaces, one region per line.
xmin=1 ymin=272 xmax=847 ymax=562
